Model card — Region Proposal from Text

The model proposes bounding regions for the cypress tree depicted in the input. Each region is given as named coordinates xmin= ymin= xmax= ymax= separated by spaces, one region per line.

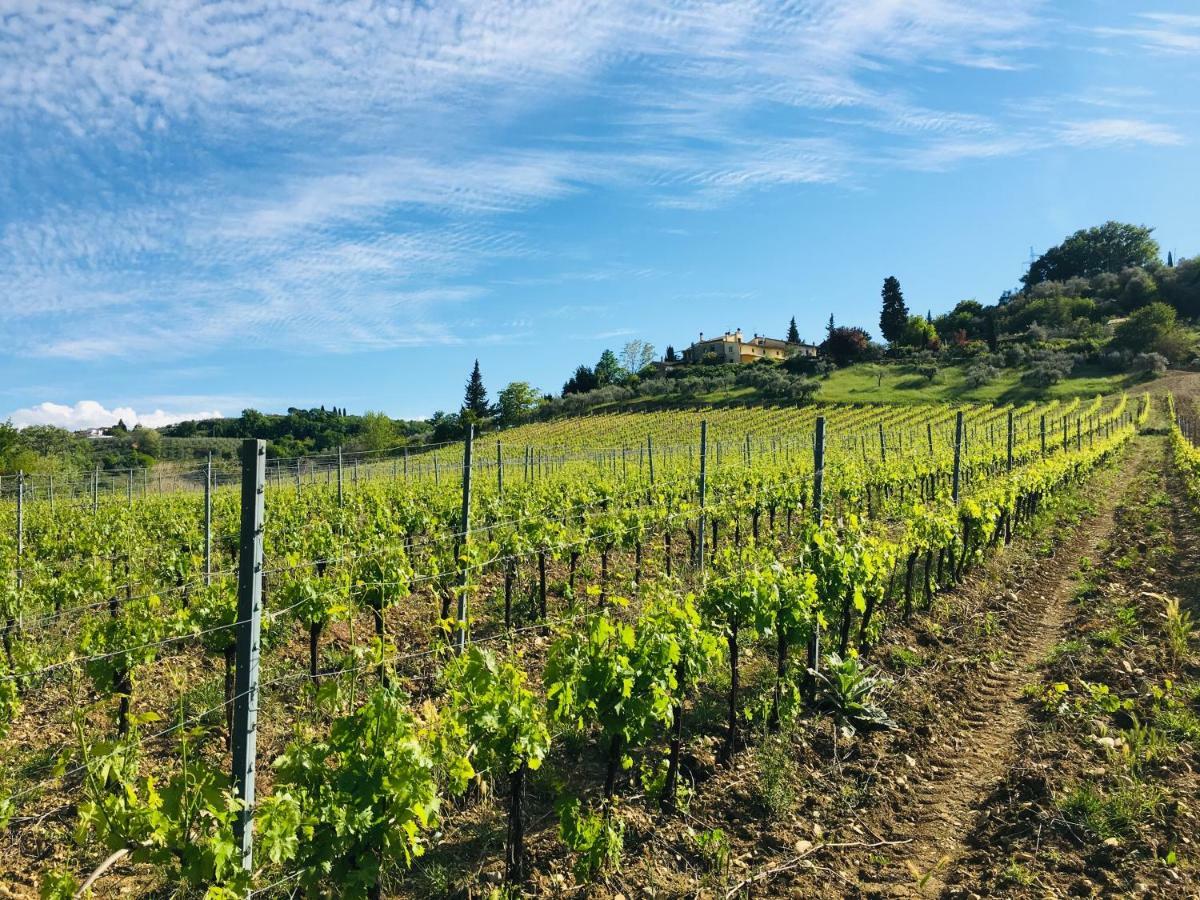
xmin=879 ymin=276 xmax=909 ymax=344
xmin=462 ymin=359 xmax=490 ymax=420
xmin=1168 ymin=251 xmax=1174 ymax=268
xmin=786 ymin=317 xmax=800 ymax=343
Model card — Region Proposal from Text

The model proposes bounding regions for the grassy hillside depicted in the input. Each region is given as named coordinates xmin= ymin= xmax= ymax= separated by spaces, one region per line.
xmin=587 ymin=359 xmax=1148 ymax=414
xmin=813 ymin=360 xmax=1139 ymax=404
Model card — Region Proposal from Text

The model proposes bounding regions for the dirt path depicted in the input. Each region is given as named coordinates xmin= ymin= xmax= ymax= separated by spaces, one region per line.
xmin=864 ymin=436 xmax=1149 ymax=897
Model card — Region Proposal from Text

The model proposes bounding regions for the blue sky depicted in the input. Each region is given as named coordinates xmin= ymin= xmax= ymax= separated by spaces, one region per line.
xmin=2 ymin=0 xmax=1198 ymax=426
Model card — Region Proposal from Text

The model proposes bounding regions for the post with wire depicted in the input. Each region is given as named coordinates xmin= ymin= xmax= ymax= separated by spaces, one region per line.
xmin=806 ymin=416 xmax=826 ymax=702
xmin=232 ymin=438 xmax=265 ymax=873
xmin=457 ymin=424 xmax=474 ymax=654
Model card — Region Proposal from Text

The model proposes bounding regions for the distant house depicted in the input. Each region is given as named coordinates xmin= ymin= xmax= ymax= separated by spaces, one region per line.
xmin=681 ymin=329 xmax=818 ymax=364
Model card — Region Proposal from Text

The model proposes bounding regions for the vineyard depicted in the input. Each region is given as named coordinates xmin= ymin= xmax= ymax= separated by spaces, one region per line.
xmin=2 ymin=392 xmax=1198 ymax=898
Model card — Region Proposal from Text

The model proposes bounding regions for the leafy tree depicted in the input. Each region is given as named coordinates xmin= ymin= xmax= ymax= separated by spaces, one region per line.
xmin=359 ymin=411 xmax=398 ymax=451
xmin=594 ymin=349 xmax=625 ymax=387
xmin=562 ymin=365 xmax=599 ymax=396
xmin=1119 ymin=267 xmax=1159 ymax=310
xmin=496 ymin=381 xmax=541 ymax=428
xmin=901 ymin=315 xmax=938 ymax=350
xmin=429 ymin=410 xmax=462 ymax=443
xmin=933 ymin=299 xmax=985 ymax=342
xmin=0 ymin=421 xmax=18 ymax=459
xmin=879 ymin=276 xmax=909 ymax=344
xmin=1022 ymin=221 xmax=1159 ymax=288
xmin=1113 ymin=301 xmax=1182 ymax=360
xmin=129 ymin=426 xmax=161 ymax=458
xmin=462 ymin=360 xmax=490 ymax=421
xmin=820 ymin=326 xmax=871 ymax=367
xmin=786 ymin=317 xmax=801 ymax=344
xmin=1159 ymin=256 xmax=1200 ymax=317
xmin=619 ymin=340 xmax=655 ymax=374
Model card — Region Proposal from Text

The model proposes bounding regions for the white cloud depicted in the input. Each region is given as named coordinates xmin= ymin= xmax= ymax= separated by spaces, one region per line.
xmin=0 ymin=0 xmax=1191 ymax=364
xmin=1058 ymin=118 xmax=1183 ymax=147
xmin=1088 ymin=12 xmax=1200 ymax=55
xmin=8 ymin=401 xmax=222 ymax=430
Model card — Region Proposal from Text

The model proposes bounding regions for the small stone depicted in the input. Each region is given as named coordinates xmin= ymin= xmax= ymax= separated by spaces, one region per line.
xmin=812 ymin=823 xmax=824 ymax=839
xmin=795 ymin=839 xmax=814 ymax=853
xmin=1103 ymin=837 xmax=1120 ymax=848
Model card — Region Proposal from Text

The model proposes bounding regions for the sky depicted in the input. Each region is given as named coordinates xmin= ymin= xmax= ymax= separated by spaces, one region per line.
xmin=2 ymin=0 xmax=1198 ymax=427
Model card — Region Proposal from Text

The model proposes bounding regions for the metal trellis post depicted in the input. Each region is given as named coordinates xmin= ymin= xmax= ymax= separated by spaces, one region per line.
xmin=952 ymin=411 xmax=964 ymax=504
xmin=204 ymin=452 xmax=213 ymax=586
xmin=16 ymin=472 xmax=24 ymax=591
xmin=697 ymin=421 xmax=707 ymax=574
xmin=807 ymin=417 xmax=826 ymax=700
xmin=232 ymin=439 xmax=265 ymax=873
xmin=1006 ymin=410 xmax=1014 ymax=472
xmin=457 ymin=425 xmax=474 ymax=654
xmin=813 ymin=416 xmax=826 ymax=524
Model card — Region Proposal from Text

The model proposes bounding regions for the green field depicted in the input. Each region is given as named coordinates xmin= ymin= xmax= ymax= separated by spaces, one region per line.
xmin=813 ymin=360 xmax=1140 ymax=405
xmin=591 ymin=359 xmax=1144 ymax=413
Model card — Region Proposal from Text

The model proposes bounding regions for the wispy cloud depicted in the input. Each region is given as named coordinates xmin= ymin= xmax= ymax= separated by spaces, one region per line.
xmin=1058 ymin=118 xmax=1183 ymax=147
xmin=0 ymin=0 xmax=1192 ymax=365
xmin=1089 ymin=11 xmax=1200 ymax=55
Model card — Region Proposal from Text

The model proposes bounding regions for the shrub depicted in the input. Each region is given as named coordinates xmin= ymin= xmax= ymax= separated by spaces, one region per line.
xmin=810 ymin=653 xmax=898 ymax=736
xmin=1131 ymin=352 xmax=1168 ymax=376
xmin=1002 ymin=345 xmax=1029 ymax=368
xmin=965 ymin=363 xmax=999 ymax=387
xmin=1022 ymin=350 xmax=1076 ymax=386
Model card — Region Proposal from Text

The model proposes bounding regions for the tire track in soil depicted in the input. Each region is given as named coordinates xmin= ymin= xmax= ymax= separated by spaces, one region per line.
xmin=867 ymin=437 xmax=1147 ymax=898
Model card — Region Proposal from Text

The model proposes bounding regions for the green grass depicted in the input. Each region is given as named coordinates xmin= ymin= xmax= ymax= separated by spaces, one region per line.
xmin=594 ymin=360 xmax=1140 ymax=413
xmin=813 ymin=360 xmax=1137 ymax=405
xmin=1057 ymin=782 xmax=1166 ymax=840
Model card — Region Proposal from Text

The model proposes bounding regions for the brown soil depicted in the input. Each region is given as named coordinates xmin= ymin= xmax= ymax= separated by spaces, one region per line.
xmin=858 ymin=434 xmax=1144 ymax=896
